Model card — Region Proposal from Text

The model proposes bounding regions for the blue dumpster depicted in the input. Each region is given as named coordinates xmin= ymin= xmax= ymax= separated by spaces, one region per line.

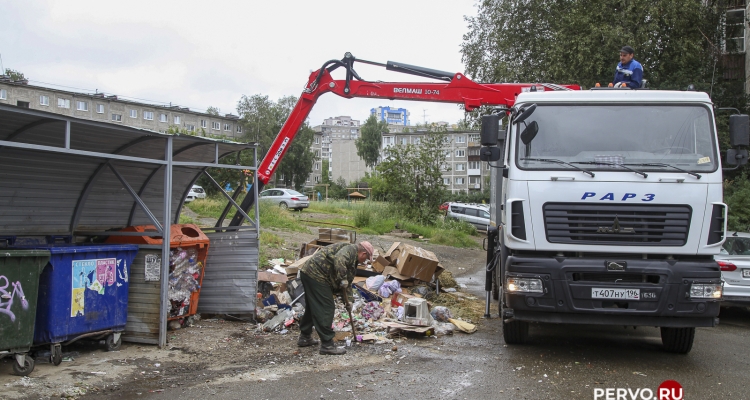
xmin=25 ymin=245 xmax=138 ymax=365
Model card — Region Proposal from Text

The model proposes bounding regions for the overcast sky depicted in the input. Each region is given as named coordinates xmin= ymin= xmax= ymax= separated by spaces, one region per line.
xmin=1 ymin=0 xmax=479 ymax=127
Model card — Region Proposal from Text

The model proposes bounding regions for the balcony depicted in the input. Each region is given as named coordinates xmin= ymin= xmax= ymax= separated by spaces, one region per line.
xmin=468 ymin=168 xmax=481 ymax=176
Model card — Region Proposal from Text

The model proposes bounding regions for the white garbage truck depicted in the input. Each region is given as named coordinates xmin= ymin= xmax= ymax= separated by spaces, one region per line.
xmin=482 ymin=89 xmax=749 ymax=353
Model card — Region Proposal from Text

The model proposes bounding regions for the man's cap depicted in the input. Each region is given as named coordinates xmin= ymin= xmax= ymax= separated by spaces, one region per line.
xmin=360 ymin=241 xmax=374 ymax=261
xmin=620 ymin=46 xmax=634 ymax=54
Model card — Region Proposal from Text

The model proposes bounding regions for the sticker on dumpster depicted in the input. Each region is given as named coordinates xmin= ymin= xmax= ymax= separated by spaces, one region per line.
xmin=118 ymin=258 xmax=129 ymax=283
xmin=145 ymin=254 xmax=161 ymax=282
xmin=72 ymin=259 xmax=97 ymax=317
xmin=96 ymin=258 xmax=117 ymax=286
xmin=0 ymin=276 xmax=29 ymax=322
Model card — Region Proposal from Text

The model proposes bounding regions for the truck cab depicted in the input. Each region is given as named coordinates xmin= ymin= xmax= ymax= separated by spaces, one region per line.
xmin=486 ymin=90 xmax=732 ymax=353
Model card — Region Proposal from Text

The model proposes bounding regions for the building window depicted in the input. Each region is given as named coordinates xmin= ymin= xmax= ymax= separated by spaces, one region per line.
xmin=456 ymin=163 xmax=465 ymax=171
xmin=456 ymin=177 xmax=465 ymax=184
xmin=186 ymin=124 xmax=195 ymax=132
xmin=0 ymin=89 xmax=6 ymax=100
xmin=160 ymin=113 xmax=168 ymax=122
xmin=383 ymin=136 xmax=394 ymax=146
xmin=443 ymin=178 xmax=450 ymax=185
xmin=469 ymin=161 xmax=480 ymax=169
xmin=469 ymin=134 xmax=480 ymax=143
xmin=413 ymin=137 xmax=421 ymax=145
xmin=96 ymin=104 xmax=104 ymax=114
xmin=212 ymin=121 xmax=220 ymax=130
xmin=726 ymin=8 xmax=746 ymax=52
xmin=236 ymin=125 xmax=243 ymax=133
xmin=57 ymin=98 xmax=70 ymax=108
xmin=143 ymin=111 xmax=154 ymax=120
xmin=441 ymin=163 xmax=449 ymax=171
xmin=455 ymin=150 xmax=465 ymax=157
xmin=314 ymin=175 xmax=320 ymax=183
xmin=130 ymin=109 xmax=137 ymax=118
xmin=201 ymin=119 xmax=207 ymax=128
xmin=39 ymin=95 xmax=49 ymax=106
xmin=224 ymin=123 xmax=231 ymax=131
xmin=400 ymin=137 xmax=408 ymax=145
xmin=315 ymin=150 xmax=321 ymax=157
xmin=444 ymin=150 xmax=451 ymax=158
xmin=76 ymin=101 xmax=88 ymax=111
xmin=315 ymin=163 xmax=320 ymax=170
xmin=469 ymin=148 xmax=480 ymax=156
xmin=112 ymin=113 xmax=122 ymax=122
xmin=456 ymin=135 xmax=466 ymax=143
xmin=470 ymin=176 xmax=481 ymax=184
xmin=314 ymin=137 xmax=320 ymax=144
xmin=174 ymin=116 xmax=181 ymax=125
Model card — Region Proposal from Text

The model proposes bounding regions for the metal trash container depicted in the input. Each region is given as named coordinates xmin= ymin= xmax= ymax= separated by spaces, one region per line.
xmin=0 ymin=250 xmax=50 ymax=376
xmin=29 ymin=245 xmax=138 ymax=366
xmin=107 ymin=224 xmax=209 ymax=321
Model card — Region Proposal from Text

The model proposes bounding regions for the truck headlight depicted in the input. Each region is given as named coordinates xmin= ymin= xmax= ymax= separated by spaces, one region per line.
xmin=689 ymin=283 xmax=722 ymax=299
xmin=507 ymin=277 xmax=543 ymax=293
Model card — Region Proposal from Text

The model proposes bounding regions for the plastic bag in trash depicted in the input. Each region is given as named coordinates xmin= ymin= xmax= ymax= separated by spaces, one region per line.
xmin=430 ymin=306 xmax=453 ymax=322
xmin=365 ymin=275 xmax=385 ymax=291
xmin=378 ymin=280 xmax=402 ymax=298
xmin=431 ymin=321 xmax=455 ymax=336
xmin=411 ymin=286 xmax=431 ymax=297
xmin=255 ymin=308 xmax=274 ymax=323
xmin=361 ymin=301 xmax=384 ymax=320
xmin=396 ymin=306 xmax=404 ymax=321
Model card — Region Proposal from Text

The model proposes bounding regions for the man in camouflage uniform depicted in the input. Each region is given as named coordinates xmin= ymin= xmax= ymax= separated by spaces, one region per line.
xmin=297 ymin=241 xmax=374 ymax=355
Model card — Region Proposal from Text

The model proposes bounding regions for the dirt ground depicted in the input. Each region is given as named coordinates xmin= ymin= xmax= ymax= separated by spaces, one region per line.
xmin=0 ymin=215 xmax=489 ymax=399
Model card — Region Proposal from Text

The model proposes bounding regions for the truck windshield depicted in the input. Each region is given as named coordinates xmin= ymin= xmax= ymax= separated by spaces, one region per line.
xmin=515 ymin=104 xmax=717 ymax=172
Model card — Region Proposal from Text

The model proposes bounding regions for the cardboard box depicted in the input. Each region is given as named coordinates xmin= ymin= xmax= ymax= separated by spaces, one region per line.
xmin=258 ymin=271 xmax=288 ymax=283
xmin=298 ymin=239 xmax=331 ymax=258
xmin=390 ymin=243 xmax=440 ymax=282
xmin=372 ymin=255 xmax=391 ymax=273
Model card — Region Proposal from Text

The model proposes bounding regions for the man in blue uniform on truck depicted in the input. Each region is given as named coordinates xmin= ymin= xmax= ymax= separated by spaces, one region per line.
xmin=613 ymin=45 xmax=643 ymax=89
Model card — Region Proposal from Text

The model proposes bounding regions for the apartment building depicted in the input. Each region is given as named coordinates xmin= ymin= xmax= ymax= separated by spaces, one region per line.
xmin=0 ymin=77 xmax=243 ymax=140
xmin=310 ymin=116 xmax=369 ymax=188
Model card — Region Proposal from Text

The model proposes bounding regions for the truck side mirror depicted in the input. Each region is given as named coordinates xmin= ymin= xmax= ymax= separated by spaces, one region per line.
xmin=729 ymin=114 xmax=749 ymax=147
xmin=480 ymin=147 xmax=501 ymax=162
xmin=481 ymin=114 xmax=500 ymax=146
xmin=520 ymin=121 xmax=539 ymax=145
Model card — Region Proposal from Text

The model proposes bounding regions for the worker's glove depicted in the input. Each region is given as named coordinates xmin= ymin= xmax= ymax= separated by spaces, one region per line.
xmin=339 ymin=280 xmax=349 ymax=289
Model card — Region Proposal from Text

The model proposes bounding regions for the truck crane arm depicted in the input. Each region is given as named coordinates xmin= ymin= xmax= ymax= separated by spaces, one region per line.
xmin=227 ymin=52 xmax=580 ymax=226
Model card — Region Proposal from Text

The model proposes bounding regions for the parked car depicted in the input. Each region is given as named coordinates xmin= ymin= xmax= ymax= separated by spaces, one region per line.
xmin=185 ymin=185 xmax=206 ymax=202
xmin=259 ymin=188 xmax=309 ymax=210
xmin=715 ymin=231 xmax=750 ymax=306
xmin=446 ymin=202 xmax=490 ymax=231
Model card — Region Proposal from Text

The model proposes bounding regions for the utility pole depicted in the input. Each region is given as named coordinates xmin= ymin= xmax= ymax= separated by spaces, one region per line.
xmin=422 ymin=109 xmax=428 ymax=125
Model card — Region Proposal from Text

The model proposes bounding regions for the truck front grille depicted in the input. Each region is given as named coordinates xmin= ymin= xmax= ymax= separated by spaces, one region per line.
xmin=543 ymin=203 xmax=691 ymax=246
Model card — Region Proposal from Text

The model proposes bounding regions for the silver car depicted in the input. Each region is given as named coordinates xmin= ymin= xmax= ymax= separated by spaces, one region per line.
xmin=185 ymin=185 xmax=206 ymax=202
xmin=715 ymin=231 xmax=750 ymax=306
xmin=446 ymin=202 xmax=490 ymax=231
xmin=259 ymin=188 xmax=309 ymax=210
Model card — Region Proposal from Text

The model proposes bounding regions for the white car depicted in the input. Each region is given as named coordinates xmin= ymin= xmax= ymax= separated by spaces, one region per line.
xmin=446 ymin=202 xmax=490 ymax=231
xmin=715 ymin=231 xmax=750 ymax=306
xmin=185 ymin=185 xmax=206 ymax=202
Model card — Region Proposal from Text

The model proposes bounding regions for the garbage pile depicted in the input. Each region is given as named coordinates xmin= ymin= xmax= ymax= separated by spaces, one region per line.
xmin=255 ymin=229 xmax=477 ymax=342
xmin=168 ymin=247 xmax=203 ymax=318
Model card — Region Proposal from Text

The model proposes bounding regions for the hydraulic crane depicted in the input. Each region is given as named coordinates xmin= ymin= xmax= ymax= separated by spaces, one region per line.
xmin=225 ymin=52 xmax=580 ymax=226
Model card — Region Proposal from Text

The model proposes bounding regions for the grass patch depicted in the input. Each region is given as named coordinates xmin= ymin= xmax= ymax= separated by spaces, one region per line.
xmin=259 ymin=231 xmax=290 ymax=268
xmin=259 ymin=202 xmax=309 ymax=233
xmin=178 ymin=214 xmax=196 ymax=225
xmin=431 ymin=293 xmax=484 ymax=324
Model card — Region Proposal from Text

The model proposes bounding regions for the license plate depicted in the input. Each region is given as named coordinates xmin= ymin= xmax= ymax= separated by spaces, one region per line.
xmin=592 ymin=288 xmax=640 ymax=300
xmin=743 ymin=269 xmax=750 ymax=278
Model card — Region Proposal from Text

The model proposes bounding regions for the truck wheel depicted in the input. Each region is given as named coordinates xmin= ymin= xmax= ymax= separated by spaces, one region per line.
xmin=502 ymin=319 xmax=529 ymax=344
xmin=12 ymin=355 xmax=35 ymax=376
xmin=660 ymin=327 xmax=695 ymax=354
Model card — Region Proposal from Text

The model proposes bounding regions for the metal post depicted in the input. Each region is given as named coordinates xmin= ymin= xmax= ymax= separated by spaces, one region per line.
xmin=65 ymin=120 xmax=71 ymax=149
xmin=253 ymin=147 xmax=260 ymax=231
xmin=158 ymin=137 xmax=173 ymax=348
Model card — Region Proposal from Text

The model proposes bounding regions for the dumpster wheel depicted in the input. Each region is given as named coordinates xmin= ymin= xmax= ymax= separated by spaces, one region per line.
xmin=106 ymin=333 xmax=122 ymax=351
xmin=12 ymin=354 xmax=35 ymax=376
xmin=51 ymin=344 xmax=62 ymax=366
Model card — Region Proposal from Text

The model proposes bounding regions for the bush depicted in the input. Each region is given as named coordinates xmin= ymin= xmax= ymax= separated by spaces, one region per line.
xmin=354 ymin=207 xmax=372 ymax=227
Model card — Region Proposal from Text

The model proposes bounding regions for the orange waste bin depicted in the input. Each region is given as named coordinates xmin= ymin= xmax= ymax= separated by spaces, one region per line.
xmin=106 ymin=224 xmax=209 ymax=320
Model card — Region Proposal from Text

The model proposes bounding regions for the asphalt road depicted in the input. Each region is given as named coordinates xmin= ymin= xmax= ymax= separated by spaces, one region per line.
xmin=107 ymin=266 xmax=750 ymax=400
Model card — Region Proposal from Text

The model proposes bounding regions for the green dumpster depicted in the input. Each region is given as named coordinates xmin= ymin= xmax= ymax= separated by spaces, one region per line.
xmin=0 ymin=250 xmax=50 ymax=376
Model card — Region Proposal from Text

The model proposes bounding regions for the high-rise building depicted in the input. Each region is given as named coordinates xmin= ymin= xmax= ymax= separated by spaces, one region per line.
xmin=370 ymin=106 xmax=410 ymax=126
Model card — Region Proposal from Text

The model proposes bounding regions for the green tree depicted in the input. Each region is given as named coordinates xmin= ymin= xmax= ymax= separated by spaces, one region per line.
xmin=206 ymin=106 xmax=220 ymax=116
xmin=356 ymin=115 xmax=388 ymax=168
xmin=4 ymin=68 xmax=26 ymax=81
xmin=376 ymin=127 xmax=448 ymax=223
xmin=322 ymin=159 xmax=330 ymax=183
xmin=275 ymin=123 xmax=316 ymax=190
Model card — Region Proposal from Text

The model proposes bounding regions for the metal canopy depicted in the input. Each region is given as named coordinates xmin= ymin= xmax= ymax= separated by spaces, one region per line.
xmin=0 ymin=104 xmax=259 ymax=347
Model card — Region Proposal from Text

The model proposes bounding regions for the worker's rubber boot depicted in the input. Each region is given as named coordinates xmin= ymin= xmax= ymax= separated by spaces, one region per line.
xmin=319 ymin=340 xmax=346 ymax=355
xmin=297 ymin=333 xmax=319 ymax=348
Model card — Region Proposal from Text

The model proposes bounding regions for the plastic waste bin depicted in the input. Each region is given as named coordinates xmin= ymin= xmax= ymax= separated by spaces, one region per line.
xmin=106 ymin=224 xmax=209 ymax=321
xmin=22 ymin=244 xmax=139 ymax=366
xmin=0 ymin=250 xmax=50 ymax=376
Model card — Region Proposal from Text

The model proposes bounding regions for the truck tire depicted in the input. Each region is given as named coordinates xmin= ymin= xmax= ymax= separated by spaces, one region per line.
xmin=502 ymin=319 xmax=529 ymax=344
xmin=660 ymin=327 xmax=695 ymax=354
